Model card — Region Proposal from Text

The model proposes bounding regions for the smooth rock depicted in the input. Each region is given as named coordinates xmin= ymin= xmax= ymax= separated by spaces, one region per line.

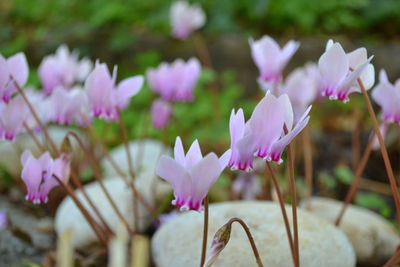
xmin=101 ymin=139 xmax=171 ymax=177
xmin=0 ymin=126 xmax=85 ymax=176
xmin=55 ymin=173 xmax=157 ymax=248
xmin=300 ymin=197 xmax=400 ymax=265
xmin=152 ymin=201 xmax=355 ymax=267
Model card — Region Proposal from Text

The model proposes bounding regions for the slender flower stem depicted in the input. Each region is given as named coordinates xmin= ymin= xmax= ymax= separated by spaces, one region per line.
xmin=226 ymin=218 xmax=264 ymax=267
xmin=117 ymin=109 xmax=139 ymax=231
xmin=358 ymin=78 xmax=400 ymax=223
xmin=64 ymin=131 xmax=135 ymax=236
xmin=52 ymin=174 xmax=108 ymax=246
xmin=301 ymin=127 xmax=313 ymax=208
xmin=83 ymin=126 xmax=158 ymax=221
xmin=192 ymin=32 xmax=213 ymax=69
xmin=266 ymin=162 xmax=296 ymax=266
xmin=335 ymin=134 xmax=374 ymax=225
xmin=23 ymin=123 xmax=46 ymax=153
xmin=383 ymin=247 xmax=400 ymax=267
xmin=287 ymin=142 xmax=300 ymax=267
xmin=200 ymin=196 xmax=209 ymax=267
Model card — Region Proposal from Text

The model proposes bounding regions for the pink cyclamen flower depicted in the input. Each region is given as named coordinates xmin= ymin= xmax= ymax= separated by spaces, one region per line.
xmin=0 ymin=95 xmax=30 ymax=141
xmin=49 ymin=87 xmax=89 ymax=125
xmin=156 ymin=137 xmax=230 ymax=211
xmin=0 ymin=211 xmax=7 ymax=231
xmin=229 ymin=93 xmax=311 ymax=171
xmin=21 ymin=150 xmax=71 ymax=204
xmin=0 ymin=52 xmax=29 ymax=102
xmin=372 ymin=69 xmax=400 ymax=123
xmin=281 ymin=63 xmax=319 ymax=121
xmin=170 ymin=1 xmax=206 ymax=39
xmin=318 ymin=40 xmax=374 ymax=102
xmin=151 ymin=99 xmax=172 ymax=129
xmin=250 ymin=36 xmax=299 ymax=84
xmin=85 ymin=61 xmax=143 ymax=121
xmin=147 ymin=58 xmax=201 ymax=102
xmin=39 ymin=45 xmax=92 ymax=95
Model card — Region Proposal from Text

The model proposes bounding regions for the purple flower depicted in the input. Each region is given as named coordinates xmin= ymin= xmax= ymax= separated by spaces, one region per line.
xmin=372 ymin=69 xmax=400 ymax=123
xmin=39 ymin=45 xmax=92 ymax=95
xmin=318 ymin=40 xmax=374 ymax=102
xmin=147 ymin=58 xmax=201 ymax=102
xmin=48 ymin=87 xmax=90 ymax=125
xmin=0 ymin=52 xmax=29 ymax=102
xmin=232 ymin=172 xmax=261 ymax=200
xmin=151 ymin=99 xmax=172 ymax=129
xmin=250 ymin=36 xmax=299 ymax=84
xmin=0 ymin=211 xmax=7 ymax=231
xmin=229 ymin=93 xmax=311 ymax=171
xmin=156 ymin=137 xmax=230 ymax=211
xmin=85 ymin=62 xmax=143 ymax=121
xmin=0 ymin=96 xmax=30 ymax=141
xmin=21 ymin=150 xmax=71 ymax=204
xmin=170 ymin=1 xmax=206 ymax=39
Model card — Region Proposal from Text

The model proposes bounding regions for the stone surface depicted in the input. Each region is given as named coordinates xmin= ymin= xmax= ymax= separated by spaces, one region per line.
xmin=55 ymin=173 xmax=158 ymax=248
xmin=0 ymin=126 xmax=85 ymax=176
xmin=152 ymin=201 xmax=355 ymax=267
xmin=300 ymin=197 xmax=400 ymax=265
xmin=101 ymin=139 xmax=171 ymax=177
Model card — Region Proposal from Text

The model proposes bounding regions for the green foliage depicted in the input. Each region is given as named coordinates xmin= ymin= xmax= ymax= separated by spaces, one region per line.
xmin=334 ymin=165 xmax=353 ymax=185
xmin=355 ymin=192 xmax=392 ymax=218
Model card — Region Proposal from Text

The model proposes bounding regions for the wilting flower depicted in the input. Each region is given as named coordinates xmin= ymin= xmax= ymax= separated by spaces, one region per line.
xmin=0 ymin=95 xmax=30 ymax=141
xmin=229 ymin=93 xmax=311 ymax=171
xmin=318 ymin=40 xmax=374 ymax=102
xmin=204 ymin=221 xmax=232 ymax=267
xmin=85 ymin=62 xmax=143 ymax=121
xmin=39 ymin=45 xmax=92 ymax=95
xmin=147 ymin=58 xmax=201 ymax=102
xmin=232 ymin=172 xmax=261 ymax=200
xmin=0 ymin=211 xmax=7 ymax=231
xmin=48 ymin=87 xmax=90 ymax=125
xmin=0 ymin=52 xmax=29 ymax=102
xmin=250 ymin=36 xmax=299 ymax=84
xmin=156 ymin=137 xmax=230 ymax=211
xmin=151 ymin=99 xmax=172 ymax=129
xmin=281 ymin=63 xmax=319 ymax=121
xmin=21 ymin=150 xmax=71 ymax=204
xmin=170 ymin=1 xmax=206 ymax=39
xmin=372 ymin=69 xmax=400 ymax=123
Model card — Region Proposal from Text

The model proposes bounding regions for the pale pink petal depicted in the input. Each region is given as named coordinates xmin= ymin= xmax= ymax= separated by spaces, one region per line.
xmin=174 ymin=136 xmax=186 ymax=165
xmin=7 ymin=52 xmax=29 ymax=87
xmin=116 ymin=75 xmax=144 ymax=109
xmin=185 ymin=139 xmax=203 ymax=168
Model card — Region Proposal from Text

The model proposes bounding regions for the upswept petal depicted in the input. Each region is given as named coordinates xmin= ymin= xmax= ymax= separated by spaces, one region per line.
xmin=7 ymin=52 xmax=29 ymax=87
xmin=185 ymin=139 xmax=203 ymax=168
xmin=116 ymin=75 xmax=144 ymax=109
xmin=229 ymin=108 xmax=245 ymax=145
xmin=174 ymin=136 xmax=186 ymax=165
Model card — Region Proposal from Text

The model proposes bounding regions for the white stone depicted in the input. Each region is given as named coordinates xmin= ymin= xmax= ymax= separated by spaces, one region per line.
xmin=101 ymin=139 xmax=171 ymax=177
xmin=0 ymin=126 xmax=85 ymax=176
xmin=55 ymin=174 xmax=156 ymax=248
xmin=301 ymin=197 xmax=400 ymax=265
xmin=152 ymin=201 xmax=355 ymax=267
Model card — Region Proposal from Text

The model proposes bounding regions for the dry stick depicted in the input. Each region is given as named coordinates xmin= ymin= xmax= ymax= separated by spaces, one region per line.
xmin=287 ymin=142 xmax=300 ymax=267
xmin=52 ymin=174 xmax=108 ymax=246
xmin=200 ymin=196 xmax=209 ymax=267
xmin=358 ymin=78 xmax=400 ymax=222
xmin=227 ymin=218 xmax=264 ymax=267
xmin=383 ymin=247 xmax=400 ymax=267
xmin=64 ymin=131 xmax=135 ymax=236
xmin=23 ymin=123 xmax=46 ymax=153
xmin=335 ymin=136 xmax=374 ymax=226
xmin=302 ymin=127 xmax=313 ymax=208
xmin=83 ymin=126 xmax=158 ymax=221
xmin=12 ymin=78 xmax=111 ymax=240
xmin=266 ymin=162 xmax=296 ymax=266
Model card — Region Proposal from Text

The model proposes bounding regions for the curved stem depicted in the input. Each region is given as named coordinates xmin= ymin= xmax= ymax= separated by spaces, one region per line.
xmin=266 ymin=162 xmax=296 ymax=266
xmin=64 ymin=131 xmax=135 ymax=235
xmin=335 ymin=135 xmax=373 ymax=226
xmin=200 ymin=196 xmax=209 ymax=267
xmin=358 ymin=78 xmax=400 ymax=223
xmin=227 ymin=218 xmax=264 ymax=267
xmin=383 ymin=247 xmax=400 ymax=267
xmin=23 ymin=123 xmax=46 ymax=153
